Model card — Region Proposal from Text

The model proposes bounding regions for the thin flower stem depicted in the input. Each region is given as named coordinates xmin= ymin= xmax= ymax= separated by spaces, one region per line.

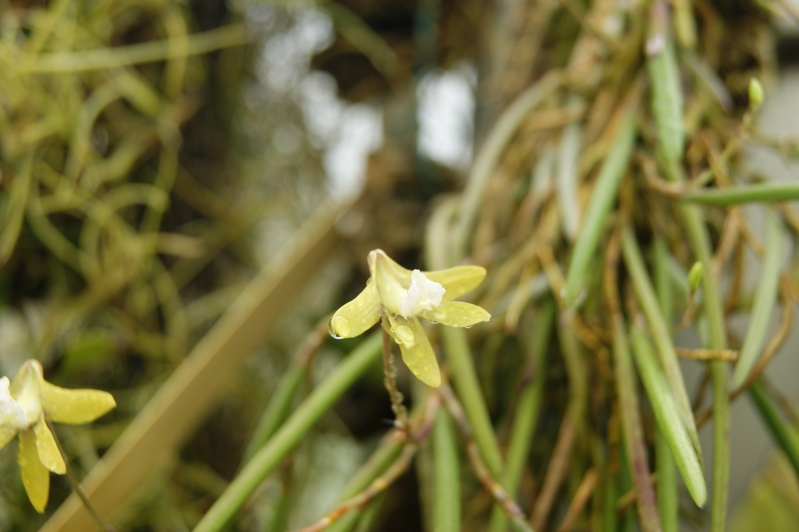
xmin=46 ymin=421 xmax=115 ymax=532
xmin=381 ymin=325 xmax=409 ymax=430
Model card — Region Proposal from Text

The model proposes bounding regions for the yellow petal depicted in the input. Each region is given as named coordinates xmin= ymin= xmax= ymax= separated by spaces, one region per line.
xmin=18 ymin=428 xmax=50 ymax=513
xmin=9 ymin=361 xmax=41 ymax=398
xmin=389 ymin=316 xmax=441 ymax=388
xmin=424 ymin=265 xmax=486 ymax=300
xmin=10 ymin=361 xmax=44 ymax=427
xmin=368 ymin=249 xmax=412 ymax=284
xmin=329 ymin=280 xmax=382 ymax=339
xmin=40 ymin=381 xmax=116 ymax=424
xmin=33 ymin=418 xmax=65 ymax=474
xmin=422 ymin=301 xmax=491 ymax=328
xmin=370 ymin=250 xmax=411 ymax=316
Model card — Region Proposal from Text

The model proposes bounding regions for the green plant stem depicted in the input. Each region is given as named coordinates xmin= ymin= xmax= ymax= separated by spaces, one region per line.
xmin=747 ymin=380 xmax=799 ymax=477
xmin=672 ymin=179 xmax=729 ymax=531
xmin=440 ymin=327 xmax=503 ymax=477
xmin=681 ymin=182 xmax=799 ymax=205
xmin=732 ymin=209 xmax=782 ymax=387
xmin=564 ymin=110 xmax=637 ymax=306
xmin=652 ymin=237 xmax=678 ymax=532
xmin=612 ymin=320 xmax=662 ymax=532
xmin=488 ymin=300 xmax=554 ymax=532
xmin=194 ymin=333 xmax=382 ymax=532
xmin=653 ymin=428 xmax=677 ymax=532
xmin=432 ymin=409 xmax=461 ymax=532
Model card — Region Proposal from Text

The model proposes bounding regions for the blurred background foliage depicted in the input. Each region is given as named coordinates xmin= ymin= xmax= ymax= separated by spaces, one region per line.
xmin=1 ymin=0 xmax=799 ymax=530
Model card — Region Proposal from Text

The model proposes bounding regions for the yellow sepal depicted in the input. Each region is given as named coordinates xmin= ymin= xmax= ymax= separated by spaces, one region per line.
xmin=329 ymin=280 xmax=382 ymax=338
xmin=41 ymin=381 xmax=116 ymax=424
xmin=424 ymin=265 xmax=487 ymax=301
xmin=422 ymin=301 xmax=491 ymax=328
xmin=387 ymin=315 xmax=441 ymax=388
xmin=18 ymin=429 xmax=49 ymax=513
xmin=33 ymin=419 xmax=65 ymax=474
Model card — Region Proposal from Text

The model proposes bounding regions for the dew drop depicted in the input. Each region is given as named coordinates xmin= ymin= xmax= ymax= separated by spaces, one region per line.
xmin=329 ymin=315 xmax=350 ymax=339
xmin=394 ymin=325 xmax=414 ymax=346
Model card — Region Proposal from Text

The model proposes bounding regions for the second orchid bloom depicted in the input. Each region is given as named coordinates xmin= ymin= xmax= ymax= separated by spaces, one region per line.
xmin=330 ymin=249 xmax=490 ymax=387
xmin=0 ymin=360 xmax=116 ymax=512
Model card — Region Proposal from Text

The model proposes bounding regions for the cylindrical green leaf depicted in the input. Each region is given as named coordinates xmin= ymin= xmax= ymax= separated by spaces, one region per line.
xmin=630 ymin=326 xmax=706 ymax=507
xmin=681 ymin=183 xmax=799 ymax=206
xmin=748 ymin=380 xmax=799 ymax=477
xmin=647 ymin=39 xmax=684 ymax=163
xmin=732 ymin=209 xmax=782 ymax=388
xmin=612 ymin=320 xmax=662 ymax=531
xmin=621 ymin=228 xmax=702 ymax=464
xmin=433 ymin=409 xmax=460 ymax=532
xmin=563 ymin=110 xmax=637 ymax=306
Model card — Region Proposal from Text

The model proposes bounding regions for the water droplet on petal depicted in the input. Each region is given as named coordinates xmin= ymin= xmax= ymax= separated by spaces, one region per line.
xmin=394 ymin=325 xmax=414 ymax=347
xmin=329 ymin=316 xmax=350 ymax=339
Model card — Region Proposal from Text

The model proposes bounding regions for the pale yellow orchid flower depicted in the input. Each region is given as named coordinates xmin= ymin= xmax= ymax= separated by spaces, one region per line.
xmin=0 ymin=360 xmax=116 ymax=512
xmin=330 ymin=249 xmax=490 ymax=388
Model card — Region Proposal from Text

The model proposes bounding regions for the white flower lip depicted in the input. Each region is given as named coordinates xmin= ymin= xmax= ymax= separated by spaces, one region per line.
xmin=401 ymin=269 xmax=446 ymax=318
xmin=0 ymin=376 xmax=27 ymax=430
